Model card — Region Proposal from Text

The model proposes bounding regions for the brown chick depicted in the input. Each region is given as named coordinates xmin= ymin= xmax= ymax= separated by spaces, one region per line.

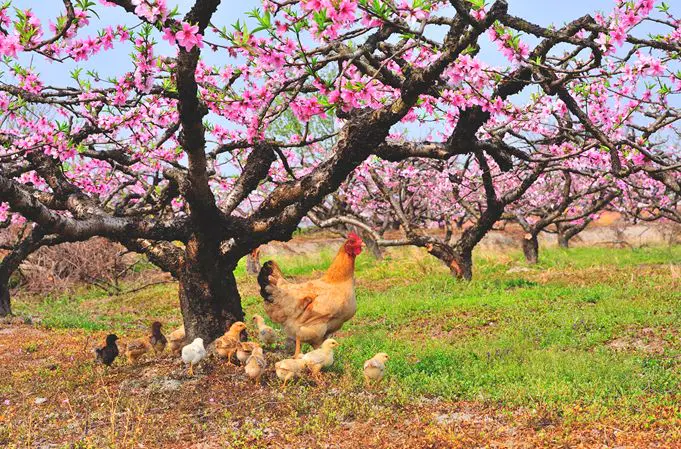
xmin=244 ymin=346 xmax=267 ymax=385
xmin=168 ymin=325 xmax=186 ymax=355
xmin=236 ymin=341 xmax=260 ymax=365
xmin=274 ymin=357 xmax=307 ymax=387
xmin=252 ymin=314 xmax=278 ymax=346
xmin=215 ymin=321 xmax=247 ymax=365
xmin=363 ymin=352 xmax=389 ymax=388
xmin=149 ymin=321 xmax=167 ymax=354
xmin=125 ymin=338 xmax=152 ymax=365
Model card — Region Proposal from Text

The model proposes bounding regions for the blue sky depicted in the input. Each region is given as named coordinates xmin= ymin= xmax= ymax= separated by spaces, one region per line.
xmin=15 ymin=0 xmax=619 ymax=87
xmin=12 ymin=0 xmax=677 ymax=145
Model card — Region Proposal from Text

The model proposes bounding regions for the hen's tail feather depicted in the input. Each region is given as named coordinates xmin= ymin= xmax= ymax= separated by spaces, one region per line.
xmin=258 ymin=260 xmax=282 ymax=303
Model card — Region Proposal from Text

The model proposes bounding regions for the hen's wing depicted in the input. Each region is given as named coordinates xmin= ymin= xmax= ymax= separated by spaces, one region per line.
xmin=258 ymin=261 xmax=322 ymax=324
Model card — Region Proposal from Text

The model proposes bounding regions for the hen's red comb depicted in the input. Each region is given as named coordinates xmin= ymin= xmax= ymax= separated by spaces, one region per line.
xmin=347 ymin=232 xmax=362 ymax=241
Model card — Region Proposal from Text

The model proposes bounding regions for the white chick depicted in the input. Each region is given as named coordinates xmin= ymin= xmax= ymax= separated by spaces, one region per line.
xmin=363 ymin=352 xmax=389 ymax=388
xmin=275 ymin=358 xmax=308 ymax=387
xmin=252 ymin=314 xmax=278 ymax=346
xmin=181 ymin=338 xmax=206 ymax=376
xmin=244 ymin=346 xmax=267 ymax=385
xmin=301 ymin=338 xmax=339 ymax=383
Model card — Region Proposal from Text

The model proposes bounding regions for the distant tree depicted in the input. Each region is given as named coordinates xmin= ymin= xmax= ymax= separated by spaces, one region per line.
xmin=508 ymin=170 xmax=620 ymax=263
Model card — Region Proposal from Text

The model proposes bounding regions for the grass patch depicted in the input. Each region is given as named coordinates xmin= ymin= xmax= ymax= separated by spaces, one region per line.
xmin=12 ymin=244 xmax=681 ymax=420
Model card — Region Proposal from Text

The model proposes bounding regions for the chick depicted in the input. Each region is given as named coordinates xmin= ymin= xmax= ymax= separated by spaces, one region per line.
xmin=168 ymin=325 xmax=186 ymax=355
xmin=244 ymin=346 xmax=267 ymax=385
xmin=236 ymin=341 xmax=260 ymax=365
xmin=95 ymin=334 xmax=119 ymax=367
xmin=252 ymin=314 xmax=278 ymax=346
xmin=363 ymin=352 xmax=389 ymax=388
xmin=301 ymin=338 xmax=339 ymax=383
xmin=215 ymin=321 xmax=247 ymax=365
xmin=274 ymin=357 xmax=307 ymax=387
xmin=125 ymin=338 xmax=152 ymax=365
xmin=181 ymin=338 xmax=206 ymax=376
xmin=149 ymin=321 xmax=167 ymax=354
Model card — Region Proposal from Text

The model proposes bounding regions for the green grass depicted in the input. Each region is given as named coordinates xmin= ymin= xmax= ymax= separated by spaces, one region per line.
xmin=14 ymin=245 xmax=681 ymax=419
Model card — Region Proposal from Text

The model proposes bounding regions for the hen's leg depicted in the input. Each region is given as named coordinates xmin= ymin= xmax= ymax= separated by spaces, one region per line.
xmin=188 ymin=362 xmax=194 ymax=376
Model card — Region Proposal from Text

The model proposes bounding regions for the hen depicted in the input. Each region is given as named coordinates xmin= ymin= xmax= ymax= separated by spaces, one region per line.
xmin=258 ymin=233 xmax=363 ymax=356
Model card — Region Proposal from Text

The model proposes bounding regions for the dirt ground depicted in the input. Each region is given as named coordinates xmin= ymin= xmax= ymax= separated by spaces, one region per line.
xmin=2 ymin=324 xmax=681 ymax=448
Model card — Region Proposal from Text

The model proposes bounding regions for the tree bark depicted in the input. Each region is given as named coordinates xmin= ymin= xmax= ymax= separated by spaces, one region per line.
xmin=0 ymin=280 xmax=11 ymax=317
xmin=0 ymin=226 xmax=51 ymax=317
xmin=522 ymin=234 xmax=539 ymax=264
xmin=425 ymin=242 xmax=472 ymax=281
xmin=364 ymin=235 xmax=384 ymax=260
xmin=557 ymin=233 xmax=570 ymax=248
xmin=452 ymin=250 xmax=473 ymax=281
xmin=179 ymin=237 xmax=244 ymax=343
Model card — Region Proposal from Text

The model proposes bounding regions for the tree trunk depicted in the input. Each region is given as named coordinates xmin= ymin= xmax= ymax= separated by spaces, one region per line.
xmin=365 ymin=236 xmax=384 ymax=260
xmin=425 ymin=242 xmax=473 ymax=280
xmin=179 ymin=237 xmax=244 ymax=343
xmin=557 ymin=233 xmax=570 ymax=249
xmin=0 ymin=280 xmax=11 ymax=317
xmin=522 ymin=234 xmax=539 ymax=264
xmin=452 ymin=250 xmax=473 ymax=281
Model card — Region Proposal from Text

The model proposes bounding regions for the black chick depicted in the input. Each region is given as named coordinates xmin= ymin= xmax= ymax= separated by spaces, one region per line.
xmin=149 ymin=321 xmax=167 ymax=354
xmin=95 ymin=334 xmax=119 ymax=366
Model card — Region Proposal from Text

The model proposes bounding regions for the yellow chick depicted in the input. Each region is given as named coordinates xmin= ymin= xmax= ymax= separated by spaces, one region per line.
xmin=244 ymin=346 xmax=267 ymax=385
xmin=275 ymin=358 xmax=308 ymax=387
xmin=252 ymin=314 xmax=278 ymax=346
xmin=216 ymin=321 xmax=247 ymax=365
xmin=236 ymin=341 xmax=260 ymax=365
xmin=301 ymin=338 xmax=339 ymax=383
xmin=363 ymin=352 xmax=389 ymax=388
xmin=168 ymin=325 xmax=186 ymax=356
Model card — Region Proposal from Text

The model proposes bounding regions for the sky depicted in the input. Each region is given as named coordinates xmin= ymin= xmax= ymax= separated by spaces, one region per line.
xmin=9 ymin=0 xmax=677 ymax=144
xmin=14 ymin=0 xmax=620 ymax=87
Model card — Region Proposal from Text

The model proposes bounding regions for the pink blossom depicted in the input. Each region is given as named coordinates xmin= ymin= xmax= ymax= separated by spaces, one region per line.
xmin=175 ymin=22 xmax=203 ymax=51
